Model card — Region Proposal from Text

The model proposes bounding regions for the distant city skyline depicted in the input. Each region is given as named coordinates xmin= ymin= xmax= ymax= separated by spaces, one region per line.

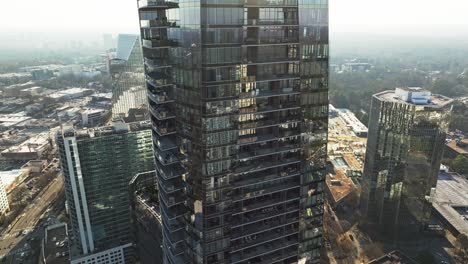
xmin=0 ymin=0 xmax=468 ymax=34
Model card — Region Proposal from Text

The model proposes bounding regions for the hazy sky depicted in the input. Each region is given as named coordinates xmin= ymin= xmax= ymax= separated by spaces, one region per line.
xmin=0 ymin=0 xmax=467 ymax=34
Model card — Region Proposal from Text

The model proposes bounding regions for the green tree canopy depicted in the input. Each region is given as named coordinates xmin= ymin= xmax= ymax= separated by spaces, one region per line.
xmin=452 ymin=155 xmax=468 ymax=175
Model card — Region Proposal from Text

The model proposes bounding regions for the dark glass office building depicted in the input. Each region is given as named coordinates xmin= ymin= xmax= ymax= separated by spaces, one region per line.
xmin=361 ymin=88 xmax=453 ymax=235
xmin=137 ymin=0 xmax=328 ymax=263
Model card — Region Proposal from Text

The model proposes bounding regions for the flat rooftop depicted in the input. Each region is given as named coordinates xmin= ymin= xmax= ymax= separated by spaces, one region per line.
xmin=446 ymin=139 xmax=468 ymax=155
xmin=326 ymin=168 xmax=356 ymax=204
xmin=61 ymin=121 xmax=151 ymax=140
xmin=433 ymin=172 xmax=468 ymax=236
xmin=375 ymin=89 xmax=453 ymax=108
xmin=43 ymin=224 xmax=68 ymax=264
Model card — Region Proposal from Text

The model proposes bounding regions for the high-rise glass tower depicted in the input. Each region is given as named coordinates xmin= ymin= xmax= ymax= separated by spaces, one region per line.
xmin=361 ymin=88 xmax=453 ymax=234
xmin=137 ymin=0 xmax=329 ymax=263
xmin=57 ymin=121 xmax=154 ymax=263
xmin=110 ymin=34 xmax=148 ymax=120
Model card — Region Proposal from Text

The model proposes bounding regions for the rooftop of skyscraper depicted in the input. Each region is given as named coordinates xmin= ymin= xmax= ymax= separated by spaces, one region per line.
xmin=61 ymin=120 xmax=151 ymax=139
xmin=374 ymin=87 xmax=453 ymax=108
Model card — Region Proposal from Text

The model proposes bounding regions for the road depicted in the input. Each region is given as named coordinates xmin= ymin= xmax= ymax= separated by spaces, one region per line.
xmin=0 ymin=175 xmax=63 ymax=263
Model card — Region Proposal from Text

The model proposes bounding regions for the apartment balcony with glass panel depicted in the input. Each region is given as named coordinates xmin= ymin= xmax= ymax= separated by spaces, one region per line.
xmin=153 ymin=133 xmax=178 ymax=151
xmin=234 ymin=153 xmax=301 ymax=174
xmin=231 ymin=212 xmax=299 ymax=239
xmin=232 ymin=204 xmax=299 ymax=230
xmin=159 ymin=187 xmax=185 ymax=208
xmin=231 ymin=165 xmax=300 ymax=188
xmin=140 ymin=19 xmax=179 ymax=28
xmin=231 ymin=222 xmax=299 ymax=251
xmin=143 ymin=38 xmax=178 ymax=48
xmin=155 ymin=159 xmax=186 ymax=180
xmin=138 ymin=0 xmax=179 ymax=9
xmin=230 ymin=235 xmax=299 ymax=264
xmin=145 ymin=57 xmax=171 ymax=68
xmin=244 ymin=18 xmax=298 ymax=26
xmin=232 ymin=189 xmax=300 ymax=214
xmin=148 ymin=85 xmax=174 ymax=104
xmin=149 ymin=103 xmax=175 ymax=120
xmin=151 ymin=118 xmax=176 ymax=136
xmin=160 ymin=202 xmax=186 ymax=226
xmin=244 ymin=0 xmax=298 ymax=7
xmin=158 ymin=174 xmax=184 ymax=194
xmin=154 ymin=145 xmax=184 ymax=166
xmin=238 ymin=138 xmax=301 ymax=160
xmin=232 ymin=176 xmax=300 ymax=202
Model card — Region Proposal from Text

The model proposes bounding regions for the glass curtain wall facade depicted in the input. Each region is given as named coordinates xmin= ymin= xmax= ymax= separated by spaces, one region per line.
xmin=137 ymin=0 xmax=328 ymax=263
xmin=360 ymin=90 xmax=453 ymax=235
xmin=57 ymin=122 xmax=155 ymax=262
xmin=111 ymin=34 xmax=148 ymax=119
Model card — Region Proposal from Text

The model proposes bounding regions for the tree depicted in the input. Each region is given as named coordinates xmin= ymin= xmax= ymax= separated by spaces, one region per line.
xmin=452 ymin=155 xmax=468 ymax=175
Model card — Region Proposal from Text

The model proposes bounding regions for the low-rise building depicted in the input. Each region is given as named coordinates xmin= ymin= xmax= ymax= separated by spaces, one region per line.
xmin=0 ymin=113 xmax=32 ymax=131
xmin=326 ymin=168 xmax=358 ymax=209
xmin=21 ymin=160 xmax=48 ymax=173
xmin=48 ymin=88 xmax=93 ymax=102
xmin=40 ymin=223 xmax=69 ymax=264
xmin=1 ymin=133 xmax=51 ymax=160
xmin=81 ymin=109 xmax=108 ymax=127
xmin=0 ymin=169 xmax=29 ymax=193
xmin=20 ymin=86 xmax=43 ymax=97
xmin=444 ymin=139 xmax=468 ymax=160
xmin=433 ymin=172 xmax=468 ymax=236
xmin=336 ymin=108 xmax=368 ymax=137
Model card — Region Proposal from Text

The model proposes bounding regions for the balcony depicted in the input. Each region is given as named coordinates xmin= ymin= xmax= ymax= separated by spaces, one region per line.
xmin=154 ymin=147 xmax=184 ymax=166
xmin=159 ymin=176 xmax=184 ymax=194
xmin=238 ymin=103 xmax=300 ymax=115
xmin=232 ymin=180 xmax=299 ymax=202
xmin=238 ymin=118 xmax=300 ymax=131
xmin=232 ymin=214 xmax=299 ymax=239
xmin=159 ymin=188 xmax=185 ymax=207
xmin=148 ymin=88 xmax=174 ymax=104
xmin=234 ymin=157 xmax=301 ymax=174
xmin=233 ymin=192 xmax=300 ymax=215
xmin=231 ymin=224 xmax=299 ymax=252
xmin=156 ymin=160 xmax=186 ymax=180
xmin=238 ymin=87 xmax=299 ymax=99
xmin=230 ymin=236 xmax=299 ymax=264
xmin=153 ymin=134 xmax=178 ymax=151
xmin=145 ymin=57 xmax=171 ymax=68
xmin=238 ymin=143 xmax=301 ymax=160
xmin=244 ymin=0 xmax=298 ymax=7
xmin=244 ymin=19 xmax=298 ymax=26
xmin=238 ymin=131 xmax=301 ymax=146
xmin=244 ymin=36 xmax=299 ymax=46
xmin=149 ymin=104 xmax=175 ymax=120
xmin=138 ymin=0 xmax=179 ymax=9
xmin=141 ymin=19 xmax=179 ymax=28
xmin=152 ymin=121 xmax=176 ymax=136
xmin=160 ymin=202 xmax=186 ymax=225
xmin=232 ymin=169 xmax=300 ymax=188
xmin=232 ymin=207 xmax=299 ymax=229
xmin=143 ymin=38 xmax=178 ymax=49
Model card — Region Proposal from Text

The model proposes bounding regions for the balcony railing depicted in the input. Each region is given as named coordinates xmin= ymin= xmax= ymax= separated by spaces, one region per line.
xmin=244 ymin=19 xmax=298 ymax=26
xmin=244 ymin=0 xmax=298 ymax=6
xmin=141 ymin=19 xmax=179 ymax=28
xmin=138 ymin=0 xmax=179 ymax=9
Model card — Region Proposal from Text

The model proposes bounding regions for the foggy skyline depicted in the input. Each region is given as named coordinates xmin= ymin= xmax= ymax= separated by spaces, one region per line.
xmin=0 ymin=0 xmax=467 ymax=34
